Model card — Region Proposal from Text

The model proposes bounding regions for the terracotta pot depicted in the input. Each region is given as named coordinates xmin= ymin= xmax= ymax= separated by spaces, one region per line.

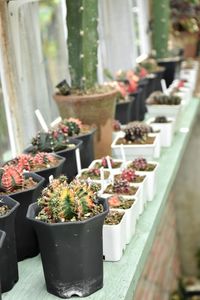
xmin=53 ymin=90 xmax=118 ymax=158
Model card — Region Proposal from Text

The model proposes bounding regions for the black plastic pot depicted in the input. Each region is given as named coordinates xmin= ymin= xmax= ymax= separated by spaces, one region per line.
xmin=27 ymin=198 xmax=109 ymax=299
xmin=9 ymin=172 xmax=45 ymax=261
xmin=24 ymin=138 xmax=83 ymax=182
xmin=56 ymin=139 xmax=83 ymax=181
xmin=145 ymin=74 xmax=157 ymax=98
xmin=115 ymin=100 xmax=131 ymax=124
xmin=74 ymin=128 xmax=96 ymax=168
xmin=0 ymin=230 xmax=6 ymax=299
xmin=157 ymin=57 xmax=182 ymax=87
xmin=128 ymin=88 xmax=142 ymax=121
xmin=33 ymin=153 xmax=65 ymax=186
xmin=0 ymin=196 xmax=19 ymax=293
xmin=154 ymin=67 xmax=165 ymax=91
xmin=138 ymin=78 xmax=149 ymax=121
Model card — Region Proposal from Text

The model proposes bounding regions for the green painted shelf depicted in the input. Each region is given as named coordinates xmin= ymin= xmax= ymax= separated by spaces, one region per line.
xmin=2 ymin=98 xmax=200 ymax=300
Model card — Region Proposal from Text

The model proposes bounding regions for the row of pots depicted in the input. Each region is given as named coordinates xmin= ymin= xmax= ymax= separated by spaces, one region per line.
xmin=115 ymin=57 xmax=183 ymax=125
xmin=76 ymin=158 xmax=159 ymax=261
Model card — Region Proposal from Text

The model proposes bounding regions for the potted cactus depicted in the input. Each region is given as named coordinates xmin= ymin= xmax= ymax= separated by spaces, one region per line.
xmin=146 ymin=116 xmax=176 ymax=147
xmin=4 ymin=152 xmax=65 ymax=186
xmin=89 ymin=156 xmax=123 ymax=173
xmin=146 ymin=91 xmax=182 ymax=121
xmin=0 ymin=196 xmax=19 ymax=293
xmin=103 ymin=210 xmax=126 ymax=262
xmin=26 ymin=176 xmax=109 ymax=298
xmin=77 ymin=167 xmax=110 ymax=181
xmin=114 ymin=168 xmax=148 ymax=214
xmin=0 ymin=166 xmax=45 ymax=261
xmin=0 ymin=230 xmax=5 ymax=299
xmin=24 ymin=129 xmax=82 ymax=182
xmin=53 ymin=1 xmax=118 ymax=158
xmin=54 ymin=118 xmax=96 ymax=167
xmin=126 ymin=158 xmax=159 ymax=202
xmin=107 ymin=195 xmax=139 ymax=244
xmin=111 ymin=122 xmax=160 ymax=159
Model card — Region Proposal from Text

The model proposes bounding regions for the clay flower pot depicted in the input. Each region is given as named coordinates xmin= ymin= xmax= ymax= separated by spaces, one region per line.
xmin=53 ymin=90 xmax=118 ymax=158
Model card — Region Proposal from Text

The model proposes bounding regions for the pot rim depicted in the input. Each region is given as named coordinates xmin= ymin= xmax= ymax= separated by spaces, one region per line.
xmin=0 ymin=195 xmax=20 ymax=219
xmin=27 ymin=198 xmax=109 ymax=226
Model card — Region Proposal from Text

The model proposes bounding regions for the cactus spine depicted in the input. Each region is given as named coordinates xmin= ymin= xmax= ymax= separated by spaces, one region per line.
xmin=66 ymin=0 xmax=98 ymax=90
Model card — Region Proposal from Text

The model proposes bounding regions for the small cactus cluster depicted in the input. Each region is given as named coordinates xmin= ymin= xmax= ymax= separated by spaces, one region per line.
xmin=121 ymin=169 xmax=136 ymax=182
xmin=57 ymin=118 xmax=82 ymax=136
xmin=108 ymin=195 xmax=134 ymax=210
xmin=0 ymin=166 xmax=24 ymax=193
xmin=36 ymin=176 xmax=103 ymax=223
xmin=101 ymin=156 xmax=115 ymax=168
xmin=130 ymin=158 xmax=148 ymax=171
xmin=148 ymin=92 xmax=181 ymax=105
xmin=124 ymin=122 xmax=152 ymax=143
xmin=154 ymin=116 xmax=168 ymax=123
xmin=4 ymin=153 xmax=57 ymax=172
xmin=113 ymin=179 xmax=131 ymax=194
xmin=31 ymin=130 xmax=75 ymax=152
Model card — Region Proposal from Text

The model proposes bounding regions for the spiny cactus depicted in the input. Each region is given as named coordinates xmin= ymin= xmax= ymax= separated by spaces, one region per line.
xmin=152 ymin=0 xmax=170 ymax=58
xmin=36 ymin=176 xmax=103 ymax=223
xmin=0 ymin=166 xmax=24 ymax=192
xmin=113 ymin=179 xmax=131 ymax=194
xmin=121 ymin=169 xmax=136 ymax=182
xmin=31 ymin=130 xmax=75 ymax=153
xmin=4 ymin=152 xmax=57 ymax=171
xmin=5 ymin=154 xmax=34 ymax=171
xmin=148 ymin=92 xmax=181 ymax=105
xmin=66 ymin=0 xmax=98 ymax=90
xmin=124 ymin=122 xmax=152 ymax=143
xmin=58 ymin=118 xmax=82 ymax=136
xmin=154 ymin=116 xmax=168 ymax=123
xmin=131 ymin=158 xmax=148 ymax=171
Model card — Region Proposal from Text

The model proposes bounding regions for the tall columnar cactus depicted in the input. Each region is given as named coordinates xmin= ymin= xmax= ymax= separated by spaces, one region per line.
xmin=66 ymin=0 xmax=98 ymax=90
xmin=152 ymin=0 xmax=170 ymax=58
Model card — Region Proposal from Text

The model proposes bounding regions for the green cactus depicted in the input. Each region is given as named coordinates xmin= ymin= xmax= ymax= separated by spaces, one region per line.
xmin=152 ymin=0 xmax=170 ymax=58
xmin=66 ymin=0 xmax=98 ymax=90
xmin=31 ymin=130 xmax=75 ymax=153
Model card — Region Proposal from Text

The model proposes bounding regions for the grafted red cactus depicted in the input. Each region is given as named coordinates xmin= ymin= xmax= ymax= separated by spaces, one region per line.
xmin=0 ymin=166 xmax=24 ymax=192
xmin=33 ymin=152 xmax=55 ymax=168
xmin=113 ymin=179 xmax=131 ymax=194
xmin=121 ymin=169 xmax=136 ymax=182
xmin=101 ymin=156 xmax=114 ymax=168
xmin=131 ymin=158 xmax=148 ymax=171
xmin=17 ymin=154 xmax=33 ymax=171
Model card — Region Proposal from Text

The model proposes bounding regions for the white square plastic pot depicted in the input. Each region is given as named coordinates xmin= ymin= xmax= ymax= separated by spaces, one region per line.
xmin=146 ymin=103 xmax=182 ymax=119
xmin=125 ymin=161 xmax=159 ymax=202
xmin=109 ymin=196 xmax=139 ymax=245
xmin=76 ymin=168 xmax=110 ymax=189
xmin=111 ymin=133 xmax=160 ymax=160
xmin=88 ymin=159 xmax=124 ymax=175
xmin=146 ymin=117 xmax=175 ymax=147
xmin=103 ymin=211 xmax=126 ymax=261
xmin=101 ymin=183 xmax=142 ymax=218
